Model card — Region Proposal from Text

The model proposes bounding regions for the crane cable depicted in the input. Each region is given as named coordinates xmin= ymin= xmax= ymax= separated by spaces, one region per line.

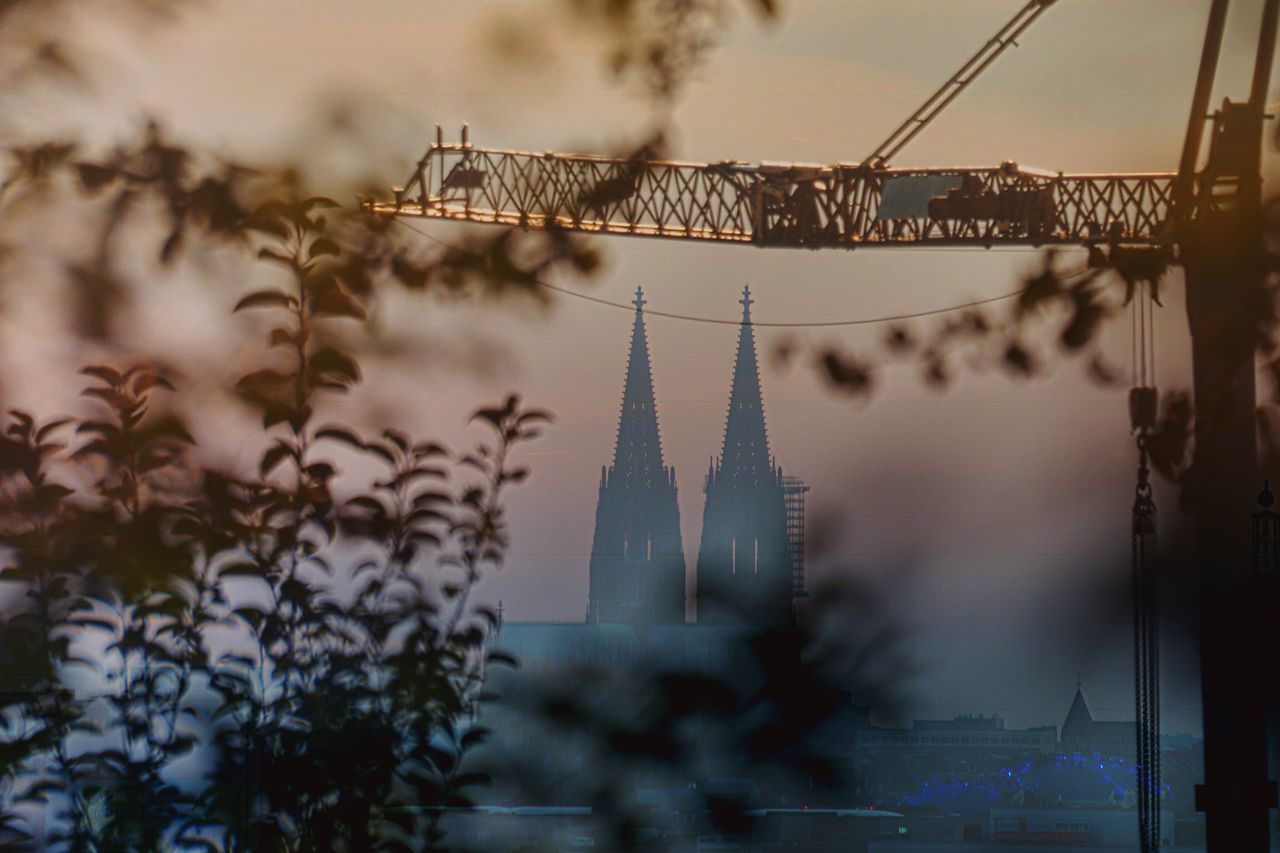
xmin=1129 ymin=279 xmax=1162 ymax=853
xmin=391 ymin=219 xmax=1085 ymax=329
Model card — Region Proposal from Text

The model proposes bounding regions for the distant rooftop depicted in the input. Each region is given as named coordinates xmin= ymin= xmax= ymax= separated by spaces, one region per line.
xmin=914 ymin=714 xmax=1006 ymax=732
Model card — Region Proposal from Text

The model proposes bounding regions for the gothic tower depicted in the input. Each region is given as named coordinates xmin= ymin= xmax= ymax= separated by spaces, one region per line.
xmin=588 ymin=288 xmax=686 ymax=625
xmin=696 ymin=287 xmax=794 ymax=625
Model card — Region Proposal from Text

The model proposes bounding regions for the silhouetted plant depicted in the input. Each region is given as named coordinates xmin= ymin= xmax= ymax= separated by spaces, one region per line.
xmin=0 ymin=192 xmax=548 ymax=849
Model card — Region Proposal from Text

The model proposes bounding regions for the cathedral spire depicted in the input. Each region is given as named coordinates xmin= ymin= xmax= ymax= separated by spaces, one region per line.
xmin=719 ymin=285 xmax=772 ymax=478
xmin=588 ymin=286 xmax=685 ymax=625
xmin=696 ymin=287 xmax=793 ymax=626
xmin=613 ymin=287 xmax=664 ymax=479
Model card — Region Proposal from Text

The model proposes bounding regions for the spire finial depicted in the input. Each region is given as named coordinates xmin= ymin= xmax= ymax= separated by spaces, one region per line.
xmin=1259 ymin=480 xmax=1275 ymax=510
xmin=739 ymin=285 xmax=754 ymax=327
xmin=633 ymin=286 xmax=646 ymax=311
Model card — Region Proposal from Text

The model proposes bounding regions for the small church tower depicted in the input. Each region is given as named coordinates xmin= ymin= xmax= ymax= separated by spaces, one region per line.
xmin=587 ymin=288 xmax=686 ymax=625
xmin=696 ymin=287 xmax=796 ymax=625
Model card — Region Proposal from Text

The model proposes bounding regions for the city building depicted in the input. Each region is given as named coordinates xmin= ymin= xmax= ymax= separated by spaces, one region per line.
xmin=1059 ymin=681 xmax=1136 ymax=757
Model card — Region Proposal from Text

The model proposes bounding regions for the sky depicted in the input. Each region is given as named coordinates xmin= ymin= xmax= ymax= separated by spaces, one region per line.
xmin=20 ymin=0 xmax=1280 ymax=734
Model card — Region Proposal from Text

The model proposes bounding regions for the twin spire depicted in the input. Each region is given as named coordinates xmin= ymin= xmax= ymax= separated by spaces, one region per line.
xmin=612 ymin=287 xmax=665 ymax=481
xmin=718 ymin=286 xmax=773 ymax=480
xmin=591 ymin=285 xmax=798 ymax=626
xmin=588 ymin=287 xmax=684 ymax=624
xmin=615 ymin=284 xmax=771 ymax=483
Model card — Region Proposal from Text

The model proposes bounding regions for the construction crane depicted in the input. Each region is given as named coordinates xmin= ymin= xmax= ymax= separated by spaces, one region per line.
xmin=369 ymin=1 xmax=1180 ymax=252
xmin=368 ymin=1 xmax=1280 ymax=849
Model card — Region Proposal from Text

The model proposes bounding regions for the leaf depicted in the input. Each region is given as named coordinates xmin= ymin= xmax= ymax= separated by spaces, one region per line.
xmin=244 ymin=204 xmax=290 ymax=239
xmin=259 ymin=442 xmax=295 ymax=477
xmin=79 ymin=365 xmax=123 ymax=385
xmin=516 ymin=410 xmax=553 ymax=427
xmin=147 ymin=413 xmax=196 ymax=444
xmin=310 ymin=279 xmax=367 ymax=320
xmin=33 ymin=483 xmax=73 ymax=508
xmin=451 ymin=772 xmax=491 ymax=790
xmin=35 ymin=418 xmax=73 ymax=442
xmin=411 ymin=491 xmax=451 ymax=508
xmin=71 ymin=615 xmax=118 ymax=633
xmin=308 ymin=346 xmax=360 ymax=384
xmin=1002 ymin=341 xmax=1036 ymax=377
xmin=74 ymin=419 xmax=118 ymax=437
xmin=315 ymin=426 xmax=366 ymax=455
xmin=131 ymin=372 xmax=175 ymax=395
xmin=485 ymin=651 xmax=519 ymax=669
xmin=76 ymin=162 xmax=118 ymax=192
xmin=347 ymin=495 xmax=388 ymax=515
xmin=471 ymin=407 xmax=506 ymax=428
xmin=81 ymin=386 xmax=129 ymax=408
xmin=233 ymin=290 xmax=296 ymax=313
xmin=412 ymin=441 xmax=448 ymax=458
xmin=363 ymin=441 xmax=397 ymax=465
xmin=257 ymin=247 xmax=295 ymax=267
xmin=236 ymin=369 xmax=291 ymax=393
xmin=308 ymin=237 xmax=341 ymax=259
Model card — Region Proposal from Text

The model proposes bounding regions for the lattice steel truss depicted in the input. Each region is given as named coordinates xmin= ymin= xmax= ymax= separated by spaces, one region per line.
xmin=367 ymin=134 xmax=1175 ymax=250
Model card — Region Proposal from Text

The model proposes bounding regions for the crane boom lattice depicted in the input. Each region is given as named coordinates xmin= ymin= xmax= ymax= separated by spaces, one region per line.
xmin=371 ymin=138 xmax=1174 ymax=250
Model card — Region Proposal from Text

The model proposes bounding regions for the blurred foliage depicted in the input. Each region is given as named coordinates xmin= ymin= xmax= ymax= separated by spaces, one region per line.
xmin=0 ymin=1 xmax=842 ymax=848
xmin=0 ymin=0 xmax=196 ymax=93
xmin=794 ymin=229 xmax=1280 ymax=493
xmin=475 ymin=573 xmax=915 ymax=850
xmin=562 ymin=0 xmax=779 ymax=103
xmin=12 ymin=0 xmax=1274 ymax=848
xmin=0 ymin=188 xmax=549 ymax=848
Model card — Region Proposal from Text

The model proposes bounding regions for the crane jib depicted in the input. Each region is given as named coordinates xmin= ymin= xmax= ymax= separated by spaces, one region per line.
xmin=368 ymin=142 xmax=1175 ymax=250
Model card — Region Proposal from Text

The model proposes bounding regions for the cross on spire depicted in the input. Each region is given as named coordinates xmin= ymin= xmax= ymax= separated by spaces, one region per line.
xmin=633 ymin=286 xmax=646 ymax=311
xmin=740 ymin=285 xmax=754 ymax=320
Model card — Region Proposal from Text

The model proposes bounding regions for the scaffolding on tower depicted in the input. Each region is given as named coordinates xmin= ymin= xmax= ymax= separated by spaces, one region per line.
xmin=783 ymin=475 xmax=809 ymax=598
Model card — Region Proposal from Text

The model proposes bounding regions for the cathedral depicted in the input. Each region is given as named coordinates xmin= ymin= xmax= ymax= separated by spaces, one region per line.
xmin=587 ymin=288 xmax=686 ymax=625
xmin=587 ymin=285 xmax=804 ymax=627
xmin=695 ymin=287 xmax=796 ymax=625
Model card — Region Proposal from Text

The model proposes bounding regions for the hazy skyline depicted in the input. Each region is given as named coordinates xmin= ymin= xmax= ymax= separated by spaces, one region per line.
xmin=16 ymin=0 xmax=1280 ymax=735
